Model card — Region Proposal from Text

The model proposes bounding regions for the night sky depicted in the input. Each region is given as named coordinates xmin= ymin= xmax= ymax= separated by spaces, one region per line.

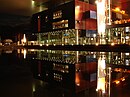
xmin=0 ymin=0 xmax=31 ymax=16
xmin=0 ymin=0 xmax=130 ymax=39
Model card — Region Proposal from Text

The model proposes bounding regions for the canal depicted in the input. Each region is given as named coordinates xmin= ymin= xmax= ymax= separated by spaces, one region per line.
xmin=0 ymin=49 xmax=130 ymax=97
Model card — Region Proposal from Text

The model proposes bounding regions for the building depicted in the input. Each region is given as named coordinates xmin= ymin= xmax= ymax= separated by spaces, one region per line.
xmin=106 ymin=5 xmax=130 ymax=45
xmin=30 ymin=0 xmax=97 ymax=45
xmin=30 ymin=0 xmax=130 ymax=46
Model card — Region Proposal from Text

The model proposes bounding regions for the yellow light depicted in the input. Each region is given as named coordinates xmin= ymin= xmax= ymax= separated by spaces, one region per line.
xmin=121 ymin=10 xmax=125 ymax=14
xmin=32 ymin=0 xmax=35 ymax=8
xmin=22 ymin=49 xmax=27 ymax=59
xmin=95 ymin=43 xmax=99 ymax=46
xmin=115 ymin=80 xmax=120 ymax=84
xmin=95 ymin=0 xmax=98 ymax=4
xmin=115 ymin=7 xmax=120 ymax=12
xmin=121 ymin=78 xmax=125 ymax=81
xmin=75 ymin=6 xmax=80 ymax=20
xmin=40 ymin=44 xmax=42 ymax=46
xmin=32 ymin=0 xmax=35 ymax=5
xmin=111 ymin=42 xmax=115 ymax=46
xmin=46 ymin=44 xmax=49 ymax=46
xmin=23 ymin=34 xmax=26 ymax=43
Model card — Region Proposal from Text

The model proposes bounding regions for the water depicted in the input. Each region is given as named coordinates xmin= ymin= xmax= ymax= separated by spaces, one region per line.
xmin=0 ymin=49 xmax=130 ymax=97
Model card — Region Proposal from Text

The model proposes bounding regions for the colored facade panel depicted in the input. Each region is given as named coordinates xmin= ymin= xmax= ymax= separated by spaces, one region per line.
xmin=75 ymin=0 xmax=97 ymax=30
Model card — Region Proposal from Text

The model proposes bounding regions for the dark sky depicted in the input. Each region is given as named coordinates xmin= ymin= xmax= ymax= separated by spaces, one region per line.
xmin=0 ymin=0 xmax=130 ymax=15
xmin=0 ymin=0 xmax=31 ymax=16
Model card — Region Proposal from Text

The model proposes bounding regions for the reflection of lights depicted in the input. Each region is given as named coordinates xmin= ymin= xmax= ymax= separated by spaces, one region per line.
xmin=121 ymin=10 xmax=125 ymax=14
xmin=75 ymin=71 xmax=80 ymax=86
xmin=115 ymin=80 xmax=120 ymax=84
xmin=38 ymin=74 xmax=41 ymax=77
xmin=97 ymin=57 xmax=106 ymax=93
xmin=97 ymin=78 xmax=106 ymax=93
xmin=23 ymin=49 xmax=27 ymax=59
xmin=33 ymin=84 xmax=35 ymax=92
xmin=122 ymin=78 xmax=125 ymax=81
xmin=113 ymin=77 xmax=126 ymax=84
xmin=22 ymin=49 xmax=27 ymax=59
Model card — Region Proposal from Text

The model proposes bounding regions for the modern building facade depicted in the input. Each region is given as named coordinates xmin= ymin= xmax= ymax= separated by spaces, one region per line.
xmin=30 ymin=0 xmax=97 ymax=45
xmin=30 ymin=0 xmax=130 ymax=46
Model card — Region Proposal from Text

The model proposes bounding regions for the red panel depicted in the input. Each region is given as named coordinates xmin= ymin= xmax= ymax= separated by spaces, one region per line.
xmin=75 ymin=0 xmax=97 ymax=30
xmin=86 ymin=19 xmax=97 ymax=30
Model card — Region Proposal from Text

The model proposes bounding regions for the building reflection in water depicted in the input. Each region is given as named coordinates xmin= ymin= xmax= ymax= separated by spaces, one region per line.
xmin=15 ymin=49 xmax=130 ymax=97
xmin=96 ymin=53 xmax=111 ymax=97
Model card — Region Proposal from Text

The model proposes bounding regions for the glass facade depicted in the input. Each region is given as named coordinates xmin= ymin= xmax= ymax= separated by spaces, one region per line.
xmin=30 ymin=0 xmax=130 ymax=46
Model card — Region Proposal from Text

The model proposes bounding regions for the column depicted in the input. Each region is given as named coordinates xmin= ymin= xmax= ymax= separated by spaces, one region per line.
xmin=76 ymin=29 xmax=79 ymax=45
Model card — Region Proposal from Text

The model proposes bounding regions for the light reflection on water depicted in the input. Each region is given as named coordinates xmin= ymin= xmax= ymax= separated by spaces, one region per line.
xmin=1 ymin=49 xmax=130 ymax=97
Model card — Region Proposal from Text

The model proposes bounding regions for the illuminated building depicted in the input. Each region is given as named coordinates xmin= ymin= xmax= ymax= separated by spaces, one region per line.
xmin=105 ymin=0 xmax=130 ymax=45
xmin=31 ymin=0 xmax=130 ymax=45
xmin=31 ymin=0 xmax=97 ymax=45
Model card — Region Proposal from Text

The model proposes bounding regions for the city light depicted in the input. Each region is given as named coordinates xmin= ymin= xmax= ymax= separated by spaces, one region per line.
xmin=97 ymin=0 xmax=106 ymax=36
xmin=32 ymin=0 xmax=35 ymax=8
xmin=21 ymin=34 xmax=27 ymax=45
xmin=115 ymin=80 xmax=120 ymax=84
xmin=97 ymin=57 xmax=106 ymax=93
xmin=115 ymin=7 xmax=120 ymax=12
xmin=95 ymin=43 xmax=99 ymax=46
xmin=40 ymin=44 xmax=42 ymax=46
xmin=75 ymin=5 xmax=80 ymax=20
xmin=46 ymin=44 xmax=49 ymax=46
xmin=111 ymin=42 xmax=115 ymax=46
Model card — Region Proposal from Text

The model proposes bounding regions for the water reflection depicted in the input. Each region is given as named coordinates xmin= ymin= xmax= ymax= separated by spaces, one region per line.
xmin=0 ymin=50 xmax=33 ymax=97
xmin=18 ymin=49 xmax=130 ymax=97
xmin=1 ymin=49 xmax=130 ymax=97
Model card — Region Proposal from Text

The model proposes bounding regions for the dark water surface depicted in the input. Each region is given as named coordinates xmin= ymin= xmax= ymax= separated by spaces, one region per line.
xmin=0 ymin=49 xmax=130 ymax=97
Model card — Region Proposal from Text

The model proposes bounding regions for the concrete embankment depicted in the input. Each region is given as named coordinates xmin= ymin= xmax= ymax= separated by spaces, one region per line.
xmin=24 ymin=44 xmax=130 ymax=52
